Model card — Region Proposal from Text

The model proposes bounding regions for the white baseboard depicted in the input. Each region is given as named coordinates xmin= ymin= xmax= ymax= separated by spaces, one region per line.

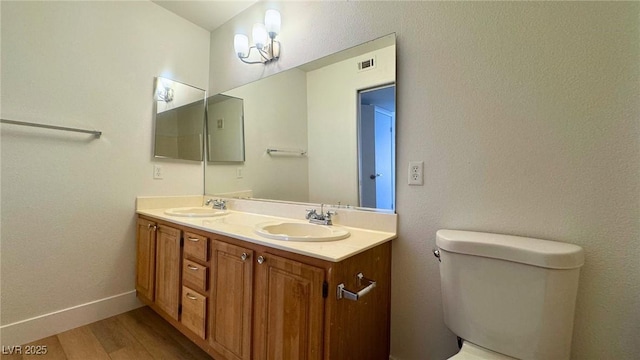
xmin=0 ymin=290 xmax=143 ymax=346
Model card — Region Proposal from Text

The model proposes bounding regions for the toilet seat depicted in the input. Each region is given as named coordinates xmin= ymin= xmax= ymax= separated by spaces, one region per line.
xmin=448 ymin=341 xmax=517 ymax=360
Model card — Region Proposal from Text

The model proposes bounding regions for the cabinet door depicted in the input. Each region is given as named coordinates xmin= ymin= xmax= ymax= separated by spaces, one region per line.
xmin=209 ymin=241 xmax=253 ymax=360
xmin=253 ymin=253 xmax=325 ymax=360
xmin=135 ymin=218 xmax=156 ymax=301
xmin=155 ymin=225 xmax=182 ymax=320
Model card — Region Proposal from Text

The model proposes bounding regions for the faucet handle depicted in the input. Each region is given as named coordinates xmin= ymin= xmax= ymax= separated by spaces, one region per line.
xmin=213 ymin=199 xmax=227 ymax=209
xmin=305 ymin=209 xmax=318 ymax=219
xmin=205 ymin=198 xmax=214 ymax=206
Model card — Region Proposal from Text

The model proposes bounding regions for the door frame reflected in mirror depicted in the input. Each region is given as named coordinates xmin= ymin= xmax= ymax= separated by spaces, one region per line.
xmin=357 ymin=83 xmax=396 ymax=211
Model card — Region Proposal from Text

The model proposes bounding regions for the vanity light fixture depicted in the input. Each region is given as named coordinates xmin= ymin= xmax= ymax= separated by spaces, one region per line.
xmin=234 ymin=9 xmax=281 ymax=65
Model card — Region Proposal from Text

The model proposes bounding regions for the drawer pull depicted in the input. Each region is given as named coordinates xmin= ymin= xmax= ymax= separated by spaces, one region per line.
xmin=186 ymin=293 xmax=198 ymax=300
xmin=187 ymin=264 xmax=199 ymax=271
xmin=187 ymin=237 xmax=200 ymax=242
xmin=241 ymin=253 xmax=248 ymax=261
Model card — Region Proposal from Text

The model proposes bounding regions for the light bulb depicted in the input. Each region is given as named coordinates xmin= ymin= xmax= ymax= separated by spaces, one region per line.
xmin=252 ymin=23 xmax=268 ymax=49
xmin=234 ymin=34 xmax=249 ymax=57
xmin=265 ymin=9 xmax=281 ymax=39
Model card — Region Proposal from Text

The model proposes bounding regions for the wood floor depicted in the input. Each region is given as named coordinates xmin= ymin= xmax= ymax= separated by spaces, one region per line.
xmin=1 ymin=307 xmax=213 ymax=360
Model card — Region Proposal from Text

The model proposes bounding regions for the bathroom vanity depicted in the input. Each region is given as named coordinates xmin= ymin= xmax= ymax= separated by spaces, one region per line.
xmin=135 ymin=196 xmax=396 ymax=360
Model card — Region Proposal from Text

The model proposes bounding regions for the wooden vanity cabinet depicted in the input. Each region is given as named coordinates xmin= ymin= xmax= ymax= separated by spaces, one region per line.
xmin=252 ymin=242 xmax=391 ymax=360
xmin=155 ymin=225 xmax=182 ymax=320
xmin=135 ymin=215 xmax=391 ymax=360
xmin=135 ymin=218 xmax=156 ymax=302
xmin=209 ymin=240 xmax=253 ymax=360
xmin=253 ymin=252 xmax=325 ymax=360
xmin=135 ymin=218 xmax=182 ymax=320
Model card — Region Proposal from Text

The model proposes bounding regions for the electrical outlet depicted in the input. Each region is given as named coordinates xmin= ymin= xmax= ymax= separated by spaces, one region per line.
xmin=153 ymin=165 xmax=163 ymax=180
xmin=236 ymin=167 xmax=243 ymax=179
xmin=408 ymin=161 xmax=423 ymax=185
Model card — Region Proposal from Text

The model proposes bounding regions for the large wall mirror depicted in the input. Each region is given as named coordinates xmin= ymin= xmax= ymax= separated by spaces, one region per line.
xmin=153 ymin=77 xmax=206 ymax=161
xmin=205 ymin=33 xmax=396 ymax=211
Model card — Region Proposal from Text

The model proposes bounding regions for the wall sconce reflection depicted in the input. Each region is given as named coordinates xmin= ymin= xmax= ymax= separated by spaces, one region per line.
xmin=155 ymin=79 xmax=174 ymax=103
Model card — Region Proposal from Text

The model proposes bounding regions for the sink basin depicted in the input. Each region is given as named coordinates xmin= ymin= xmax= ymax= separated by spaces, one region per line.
xmin=164 ymin=207 xmax=227 ymax=217
xmin=254 ymin=221 xmax=350 ymax=242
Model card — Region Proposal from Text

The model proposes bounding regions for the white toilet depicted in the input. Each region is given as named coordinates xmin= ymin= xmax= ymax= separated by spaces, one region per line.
xmin=435 ymin=230 xmax=584 ymax=360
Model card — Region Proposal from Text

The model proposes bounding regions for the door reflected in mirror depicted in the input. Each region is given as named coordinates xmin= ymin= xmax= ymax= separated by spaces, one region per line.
xmin=358 ymin=84 xmax=396 ymax=210
xmin=153 ymin=77 xmax=206 ymax=161
xmin=205 ymin=33 xmax=396 ymax=212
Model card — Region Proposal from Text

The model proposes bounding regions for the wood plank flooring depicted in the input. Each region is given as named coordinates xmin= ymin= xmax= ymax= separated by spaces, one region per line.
xmin=1 ymin=307 xmax=213 ymax=360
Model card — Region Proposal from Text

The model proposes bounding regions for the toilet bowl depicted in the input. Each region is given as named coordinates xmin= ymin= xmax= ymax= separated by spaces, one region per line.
xmin=448 ymin=342 xmax=516 ymax=360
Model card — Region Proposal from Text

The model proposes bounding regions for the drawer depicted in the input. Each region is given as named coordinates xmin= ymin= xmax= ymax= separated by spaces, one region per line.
xmin=184 ymin=232 xmax=208 ymax=262
xmin=181 ymin=286 xmax=207 ymax=339
xmin=183 ymin=260 xmax=208 ymax=292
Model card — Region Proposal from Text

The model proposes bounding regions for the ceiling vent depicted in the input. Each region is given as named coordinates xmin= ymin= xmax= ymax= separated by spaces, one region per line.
xmin=357 ymin=56 xmax=376 ymax=72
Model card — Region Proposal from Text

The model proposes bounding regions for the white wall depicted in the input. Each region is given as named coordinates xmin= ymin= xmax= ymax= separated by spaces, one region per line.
xmin=1 ymin=1 xmax=209 ymax=343
xmin=306 ymin=45 xmax=395 ymax=206
xmin=209 ymin=2 xmax=639 ymax=359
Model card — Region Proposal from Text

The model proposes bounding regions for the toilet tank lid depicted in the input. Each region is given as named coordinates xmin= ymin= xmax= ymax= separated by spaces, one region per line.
xmin=436 ymin=230 xmax=584 ymax=269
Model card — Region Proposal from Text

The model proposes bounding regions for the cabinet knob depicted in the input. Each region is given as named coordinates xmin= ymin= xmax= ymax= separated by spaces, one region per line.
xmin=241 ymin=253 xmax=249 ymax=261
xmin=147 ymin=224 xmax=157 ymax=231
xmin=257 ymin=255 xmax=266 ymax=264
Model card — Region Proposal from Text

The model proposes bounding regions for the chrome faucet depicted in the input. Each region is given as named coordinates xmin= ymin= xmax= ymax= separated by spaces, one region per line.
xmin=205 ymin=198 xmax=227 ymax=210
xmin=305 ymin=204 xmax=336 ymax=225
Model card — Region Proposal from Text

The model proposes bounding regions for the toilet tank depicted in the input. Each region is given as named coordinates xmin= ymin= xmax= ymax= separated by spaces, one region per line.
xmin=436 ymin=230 xmax=584 ymax=360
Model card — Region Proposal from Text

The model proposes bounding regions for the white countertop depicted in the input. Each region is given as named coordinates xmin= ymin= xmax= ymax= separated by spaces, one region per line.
xmin=136 ymin=207 xmax=396 ymax=262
